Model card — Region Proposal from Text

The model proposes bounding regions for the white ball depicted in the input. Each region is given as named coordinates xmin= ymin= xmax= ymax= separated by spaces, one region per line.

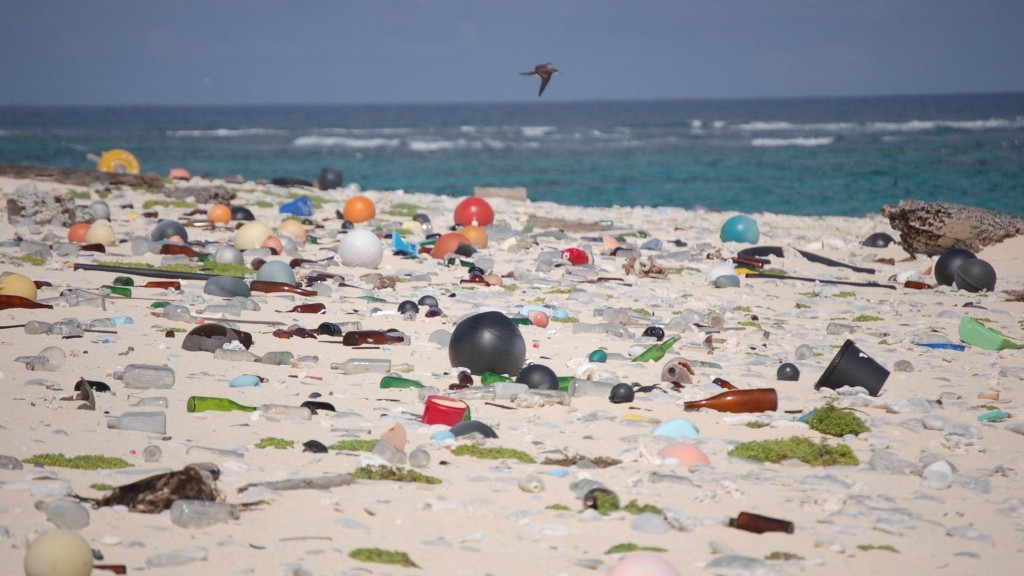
xmin=24 ymin=529 xmax=94 ymax=576
xmin=338 ymin=229 xmax=383 ymax=268
xmin=234 ymin=221 xmax=273 ymax=250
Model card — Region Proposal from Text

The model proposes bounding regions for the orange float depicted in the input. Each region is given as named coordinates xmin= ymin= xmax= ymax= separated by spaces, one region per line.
xmin=169 ymin=167 xmax=192 ymax=180
xmin=343 ymin=195 xmax=376 ymax=223
xmin=430 ymin=232 xmax=472 ymax=259
xmin=68 ymin=223 xmax=91 ymax=243
xmin=207 ymin=204 xmax=232 ymax=223
xmin=459 ymin=224 xmax=488 ymax=249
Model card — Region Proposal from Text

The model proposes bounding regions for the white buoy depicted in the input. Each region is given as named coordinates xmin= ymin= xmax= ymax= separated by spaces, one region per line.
xmin=338 ymin=229 xmax=383 ymax=268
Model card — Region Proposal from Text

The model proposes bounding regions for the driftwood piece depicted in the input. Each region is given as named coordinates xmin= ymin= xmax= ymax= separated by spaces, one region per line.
xmin=0 ymin=163 xmax=165 ymax=189
xmin=881 ymin=199 xmax=1024 ymax=256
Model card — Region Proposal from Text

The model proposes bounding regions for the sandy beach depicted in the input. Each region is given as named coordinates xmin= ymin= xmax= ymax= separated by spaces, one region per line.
xmin=1 ymin=172 xmax=1022 ymax=576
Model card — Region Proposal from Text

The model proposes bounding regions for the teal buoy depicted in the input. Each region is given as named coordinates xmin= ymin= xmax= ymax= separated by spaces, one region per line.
xmin=588 ymin=349 xmax=608 ymax=363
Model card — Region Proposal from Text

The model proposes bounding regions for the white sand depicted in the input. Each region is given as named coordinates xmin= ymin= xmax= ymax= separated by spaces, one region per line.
xmin=1 ymin=174 xmax=1022 ymax=575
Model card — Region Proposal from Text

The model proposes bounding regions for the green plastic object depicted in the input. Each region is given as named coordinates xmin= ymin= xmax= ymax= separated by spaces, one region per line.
xmin=958 ymin=316 xmax=1024 ymax=351
xmin=632 ymin=335 xmax=679 ymax=363
xmin=978 ymin=409 xmax=1009 ymax=423
xmin=187 ymin=396 xmax=256 ymax=413
xmin=379 ymin=375 xmax=424 ymax=389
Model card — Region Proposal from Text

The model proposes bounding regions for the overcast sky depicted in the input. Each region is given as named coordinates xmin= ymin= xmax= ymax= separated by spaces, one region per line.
xmin=2 ymin=1 xmax=1022 ymax=105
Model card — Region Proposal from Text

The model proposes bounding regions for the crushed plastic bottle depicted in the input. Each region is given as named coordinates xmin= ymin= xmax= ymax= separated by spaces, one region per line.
xmin=169 ymin=500 xmax=238 ymax=528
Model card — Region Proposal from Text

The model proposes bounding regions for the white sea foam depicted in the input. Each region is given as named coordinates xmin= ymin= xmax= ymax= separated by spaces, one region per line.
xmin=167 ymin=128 xmax=287 ymax=138
xmin=314 ymin=127 xmax=413 ymax=136
xmin=751 ymin=137 xmax=834 ymax=147
xmin=292 ymin=136 xmax=401 ymax=149
xmin=521 ymin=126 xmax=555 ymax=137
xmin=869 ymin=118 xmax=1023 ymax=132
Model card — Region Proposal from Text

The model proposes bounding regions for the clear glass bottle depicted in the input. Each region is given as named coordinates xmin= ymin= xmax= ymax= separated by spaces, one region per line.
xmin=107 ymin=411 xmax=167 ymax=434
xmin=169 ymin=499 xmax=238 ymax=528
xmin=330 ymin=358 xmax=391 ymax=374
xmin=114 ymin=364 xmax=175 ymax=389
xmin=567 ymin=378 xmax=617 ymax=397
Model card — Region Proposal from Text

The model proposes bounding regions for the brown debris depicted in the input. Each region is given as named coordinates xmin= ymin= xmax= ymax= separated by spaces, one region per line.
xmin=882 ymin=198 xmax=1024 ymax=256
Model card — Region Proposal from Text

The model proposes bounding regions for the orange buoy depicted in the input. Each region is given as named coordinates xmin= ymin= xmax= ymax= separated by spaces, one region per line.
xmin=343 ymin=195 xmax=376 ymax=223
xmin=168 ymin=167 xmax=192 ymax=180
xmin=207 ymin=204 xmax=232 ymax=224
xmin=460 ymin=224 xmax=488 ymax=249
xmin=68 ymin=223 xmax=91 ymax=243
xmin=430 ymin=232 xmax=472 ymax=259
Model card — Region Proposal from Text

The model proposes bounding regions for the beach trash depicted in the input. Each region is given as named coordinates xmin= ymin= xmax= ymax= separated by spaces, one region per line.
xmin=652 ymin=418 xmax=700 ymax=440
xmin=24 ymin=529 xmax=94 ymax=576
xmin=450 ymin=420 xmax=498 ymax=438
xmin=954 ymin=258 xmax=996 ymax=292
xmin=84 ymin=222 xmax=116 ymax=246
xmin=606 ymin=552 xmax=680 ymax=576
xmin=255 ymin=260 xmax=296 ymax=284
xmin=235 ymin=221 xmax=273 ymax=249
xmin=684 ymin=388 xmax=778 ymax=413
xmin=67 ymin=223 xmax=90 ymax=243
xmin=183 ymin=323 xmax=253 ymax=352
xmin=516 ymin=363 xmax=559 ymax=390
xmin=279 ymin=195 xmax=314 ymax=217
xmin=448 ymin=311 xmax=526 ymax=376
xmin=776 ymin=362 xmax=800 ymax=381
xmin=561 ymin=247 xmax=591 ymax=266
xmin=862 ymin=232 xmax=896 ymax=247
xmin=958 ymin=316 xmax=1024 ymax=350
xmin=459 ymin=224 xmax=488 ymax=248
xmin=230 ymin=205 xmax=255 ymax=221
xmin=203 ymin=276 xmax=250 ymax=298
xmin=934 ymin=247 xmax=976 ymax=286
xmin=657 ymin=443 xmax=710 ymax=467
xmin=422 ymin=396 xmax=468 ymax=426
xmin=342 ymin=195 xmax=376 ymax=223
xmin=609 ymin=383 xmax=635 ymax=403
xmin=430 ymin=232 xmax=474 ymax=259
xmin=96 ymin=148 xmax=140 ymax=174
xmin=168 ymin=167 xmax=191 ymax=180
xmin=814 ymin=339 xmax=889 ymax=397
xmin=316 ymin=167 xmax=343 ymax=190
xmin=454 ymin=197 xmax=494 ymax=226
xmin=338 ymin=229 xmax=383 ymax=268
xmin=728 ymin=511 xmax=794 ymax=534
xmin=0 ymin=272 xmax=38 ymax=301
xmin=720 ymin=214 xmax=760 ymax=244
xmin=207 ymin=204 xmax=232 ymax=224
xmin=151 ymin=219 xmax=188 ymax=243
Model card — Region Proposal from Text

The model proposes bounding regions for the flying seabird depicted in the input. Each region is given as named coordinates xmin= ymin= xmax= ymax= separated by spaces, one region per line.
xmin=521 ymin=62 xmax=558 ymax=97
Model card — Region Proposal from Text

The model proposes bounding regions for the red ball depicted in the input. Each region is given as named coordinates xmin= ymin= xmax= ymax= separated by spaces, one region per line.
xmin=561 ymin=247 xmax=591 ymax=266
xmin=453 ymin=197 xmax=494 ymax=227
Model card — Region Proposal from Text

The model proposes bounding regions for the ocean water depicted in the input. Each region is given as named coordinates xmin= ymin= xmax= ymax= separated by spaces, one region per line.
xmin=1 ymin=93 xmax=1022 ymax=217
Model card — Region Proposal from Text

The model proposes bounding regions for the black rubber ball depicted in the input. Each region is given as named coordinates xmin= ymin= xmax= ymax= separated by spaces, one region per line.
xmin=417 ymin=295 xmax=440 ymax=308
xmin=412 ymin=213 xmax=432 ymax=225
xmin=448 ymin=311 xmax=526 ymax=376
xmin=954 ymin=258 xmax=997 ymax=293
xmin=609 ymin=383 xmax=635 ymax=404
xmin=450 ymin=420 xmax=498 ymax=438
xmin=776 ymin=363 xmax=800 ymax=381
xmin=862 ymin=232 xmax=896 ymax=248
xmin=935 ymin=248 xmax=976 ymax=287
xmin=515 ymin=363 xmax=559 ymax=390
xmin=397 ymin=300 xmax=420 ymax=315
xmin=229 ymin=205 xmax=255 ymax=221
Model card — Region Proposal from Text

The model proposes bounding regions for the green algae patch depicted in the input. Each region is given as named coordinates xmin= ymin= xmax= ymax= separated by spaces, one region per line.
xmin=89 ymin=483 xmax=115 ymax=492
xmin=622 ymin=500 xmax=663 ymax=515
xmin=766 ymin=551 xmax=805 ymax=561
xmin=728 ymin=436 xmax=859 ymax=466
xmin=255 ymin=437 xmax=294 ymax=450
xmin=451 ymin=445 xmax=535 ymax=463
xmin=606 ymin=543 xmax=668 ymax=554
xmin=351 ymin=465 xmax=441 ymax=485
xmin=384 ymin=203 xmax=422 ymax=217
xmin=857 ymin=544 xmax=899 ymax=553
xmin=23 ymin=453 xmax=132 ymax=470
xmin=327 ymin=439 xmax=376 ymax=452
xmin=98 ymin=260 xmax=252 ymax=278
xmin=806 ymin=404 xmax=870 ymax=437
xmin=143 ymin=199 xmax=196 ymax=210
xmin=546 ymin=503 xmax=572 ymax=511
xmin=586 ymin=490 xmax=620 ymax=514
xmin=852 ymin=314 xmax=884 ymax=322
xmin=349 ymin=547 xmax=419 ymax=568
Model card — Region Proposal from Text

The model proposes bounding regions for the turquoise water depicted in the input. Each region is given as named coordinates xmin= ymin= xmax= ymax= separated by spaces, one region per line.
xmin=1 ymin=93 xmax=1022 ymax=216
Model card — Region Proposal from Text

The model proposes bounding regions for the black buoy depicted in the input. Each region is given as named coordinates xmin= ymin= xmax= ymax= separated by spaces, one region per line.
xmin=776 ymin=363 xmax=800 ymax=381
xmin=862 ymin=232 xmax=896 ymax=248
xmin=316 ymin=168 xmax=343 ymax=190
xmin=642 ymin=326 xmax=666 ymax=341
xmin=954 ymin=258 xmax=997 ymax=293
xmin=935 ymin=248 xmax=976 ymax=286
xmin=448 ymin=311 xmax=526 ymax=376
xmin=417 ymin=295 xmax=439 ymax=308
xmin=516 ymin=364 xmax=559 ymax=390
xmin=609 ymin=383 xmax=635 ymax=404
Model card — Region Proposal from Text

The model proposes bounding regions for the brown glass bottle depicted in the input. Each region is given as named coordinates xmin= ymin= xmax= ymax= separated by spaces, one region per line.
xmin=342 ymin=330 xmax=405 ymax=346
xmin=143 ymin=280 xmax=182 ymax=290
xmin=683 ymin=388 xmax=778 ymax=413
xmin=278 ymin=303 xmax=327 ymax=314
xmin=0 ymin=295 xmax=53 ymax=311
xmin=159 ymin=244 xmax=202 ymax=258
xmin=728 ymin=511 xmax=794 ymax=534
xmin=250 ymin=280 xmax=317 ymax=296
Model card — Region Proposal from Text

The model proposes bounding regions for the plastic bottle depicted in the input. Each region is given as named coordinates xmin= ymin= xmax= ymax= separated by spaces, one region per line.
xmin=187 ymin=396 xmax=256 ymax=413
xmin=632 ymin=335 xmax=679 ymax=363
xmin=107 ymin=411 xmax=167 ymax=434
xmin=512 ymin=390 xmax=571 ymax=408
xmin=258 ymin=351 xmax=294 ymax=366
xmin=131 ymin=396 xmax=169 ymax=408
xmin=23 ymin=320 xmax=52 ymax=334
xmin=169 ymin=500 xmax=238 ymax=528
xmin=449 ymin=387 xmax=497 ymax=401
xmin=330 ymin=358 xmax=391 ymax=374
xmin=683 ymin=388 xmax=778 ymax=413
xmin=492 ymin=381 xmax=529 ymax=399
xmin=371 ymin=440 xmax=407 ymax=465
xmin=214 ymin=348 xmax=259 ymax=362
xmin=162 ymin=304 xmax=196 ymax=323
xmin=408 ymin=448 xmax=430 ymax=468
xmin=567 ymin=378 xmax=617 ymax=397
xmin=38 ymin=498 xmax=90 ymax=530
xmin=114 ymin=364 xmax=175 ymax=389
xmin=258 ymin=404 xmax=312 ymax=420
xmin=728 ymin=511 xmax=794 ymax=534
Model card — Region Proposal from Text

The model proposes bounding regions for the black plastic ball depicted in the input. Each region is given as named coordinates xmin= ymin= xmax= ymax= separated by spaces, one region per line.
xmin=862 ymin=232 xmax=896 ymax=248
xmin=448 ymin=311 xmax=526 ymax=376
xmin=954 ymin=258 xmax=997 ymax=293
xmin=316 ymin=167 xmax=343 ymax=190
xmin=515 ymin=363 xmax=559 ymax=390
xmin=229 ymin=205 xmax=255 ymax=221
xmin=151 ymin=219 xmax=188 ymax=242
xmin=642 ymin=326 xmax=665 ymax=341
xmin=412 ymin=213 xmax=432 ymax=225
xmin=935 ymin=248 xmax=976 ymax=286
xmin=450 ymin=420 xmax=498 ymax=438
xmin=397 ymin=300 xmax=420 ymax=315
xmin=418 ymin=295 xmax=440 ymax=308
xmin=609 ymin=383 xmax=635 ymax=404
xmin=776 ymin=363 xmax=800 ymax=381
xmin=341 ymin=220 xmax=355 ymax=230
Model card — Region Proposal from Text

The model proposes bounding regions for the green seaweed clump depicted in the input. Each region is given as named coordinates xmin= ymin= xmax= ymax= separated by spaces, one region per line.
xmin=605 ymin=543 xmax=668 ymax=554
xmin=621 ymin=500 xmax=663 ymax=515
xmin=806 ymin=404 xmax=870 ymax=437
xmin=765 ymin=551 xmax=805 ymax=561
xmin=451 ymin=445 xmax=536 ymax=463
xmin=857 ymin=544 xmax=899 ymax=553
xmin=351 ymin=465 xmax=441 ymax=484
xmin=255 ymin=437 xmax=294 ymax=450
xmin=586 ymin=490 xmax=621 ymax=514
xmin=89 ymin=483 xmax=115 ymax=492
xmin=545 ymin=503 xmax=572 ymax=511
xmin=327 ymin=439 xmax=376 ymax=452
xmin=23 ymin=453 xmax=132 ymax=470
xmin=728 ymin=436 xmax=859 ymax=466
xmin=852 ymin=314 xmax=884 ymax=322
xmin=349 ymin=547 xmax=419 ymax=568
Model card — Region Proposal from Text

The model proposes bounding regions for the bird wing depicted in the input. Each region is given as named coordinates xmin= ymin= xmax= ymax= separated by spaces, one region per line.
xmin=538 ymin=74 xmax=552 ymax=96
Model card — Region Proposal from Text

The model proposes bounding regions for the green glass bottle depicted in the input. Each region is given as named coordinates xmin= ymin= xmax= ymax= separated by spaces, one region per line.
xmin=379 ymin=375 xmax=424 ymax=389
xmin=480 ymin=372 xmax=514 ymax=385
xmin=102 ymin=285 xmax=132 ymax=298
xmin=187 ymin=396 xmax=256 ymax=413
xmin=632 ymin=335 xmax=680 ymax=363
xmin=557 ymin=376 xmax=574 ymax=392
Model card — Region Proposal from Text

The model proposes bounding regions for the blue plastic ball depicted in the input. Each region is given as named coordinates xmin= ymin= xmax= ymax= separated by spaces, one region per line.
xmin=256 ymin=260 xmax=296 ymax=284
xmin=720 ymin=215 xmax=760 ymax=244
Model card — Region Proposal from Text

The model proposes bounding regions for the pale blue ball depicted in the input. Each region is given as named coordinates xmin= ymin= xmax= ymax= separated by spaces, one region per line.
xmin=255 ymin=260 xmax=296 ymax=284
xmin=720 ymin=215 xmax=760 ymax=244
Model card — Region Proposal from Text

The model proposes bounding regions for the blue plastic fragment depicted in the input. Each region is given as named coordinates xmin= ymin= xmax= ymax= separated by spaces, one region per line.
xmin=652 ymin=418 xmax=700 ymax=440
xmin=392 ymin=233 xmax=419 ymax=256
xmin=978 ymin=409 xmax=1009 ymax=423
xmin=229 ymin=374 xmax=261 ymax=388
xmin=797 ymin=409 xmax=815 ymax=422
xmin=430 ymin=430 xmax=455 ymax=442
xmin=914 ymin=342 xmax=966 ymax=351
xmin=279 ymin=195 xmax=315 ymax=217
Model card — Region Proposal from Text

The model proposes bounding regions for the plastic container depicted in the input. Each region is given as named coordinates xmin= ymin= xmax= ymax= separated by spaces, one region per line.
xmin=169 ymin=500 xmax=238 ymax=528
xmin=567 ymin=378 xmax=617 ymax=397
xmin=330 ymin=358 xmax=391 ymax=374
xmin=107 ymin=411 xmax=167 ymax=434
xmin=114 ymin=364 xmax=175 ymax=389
